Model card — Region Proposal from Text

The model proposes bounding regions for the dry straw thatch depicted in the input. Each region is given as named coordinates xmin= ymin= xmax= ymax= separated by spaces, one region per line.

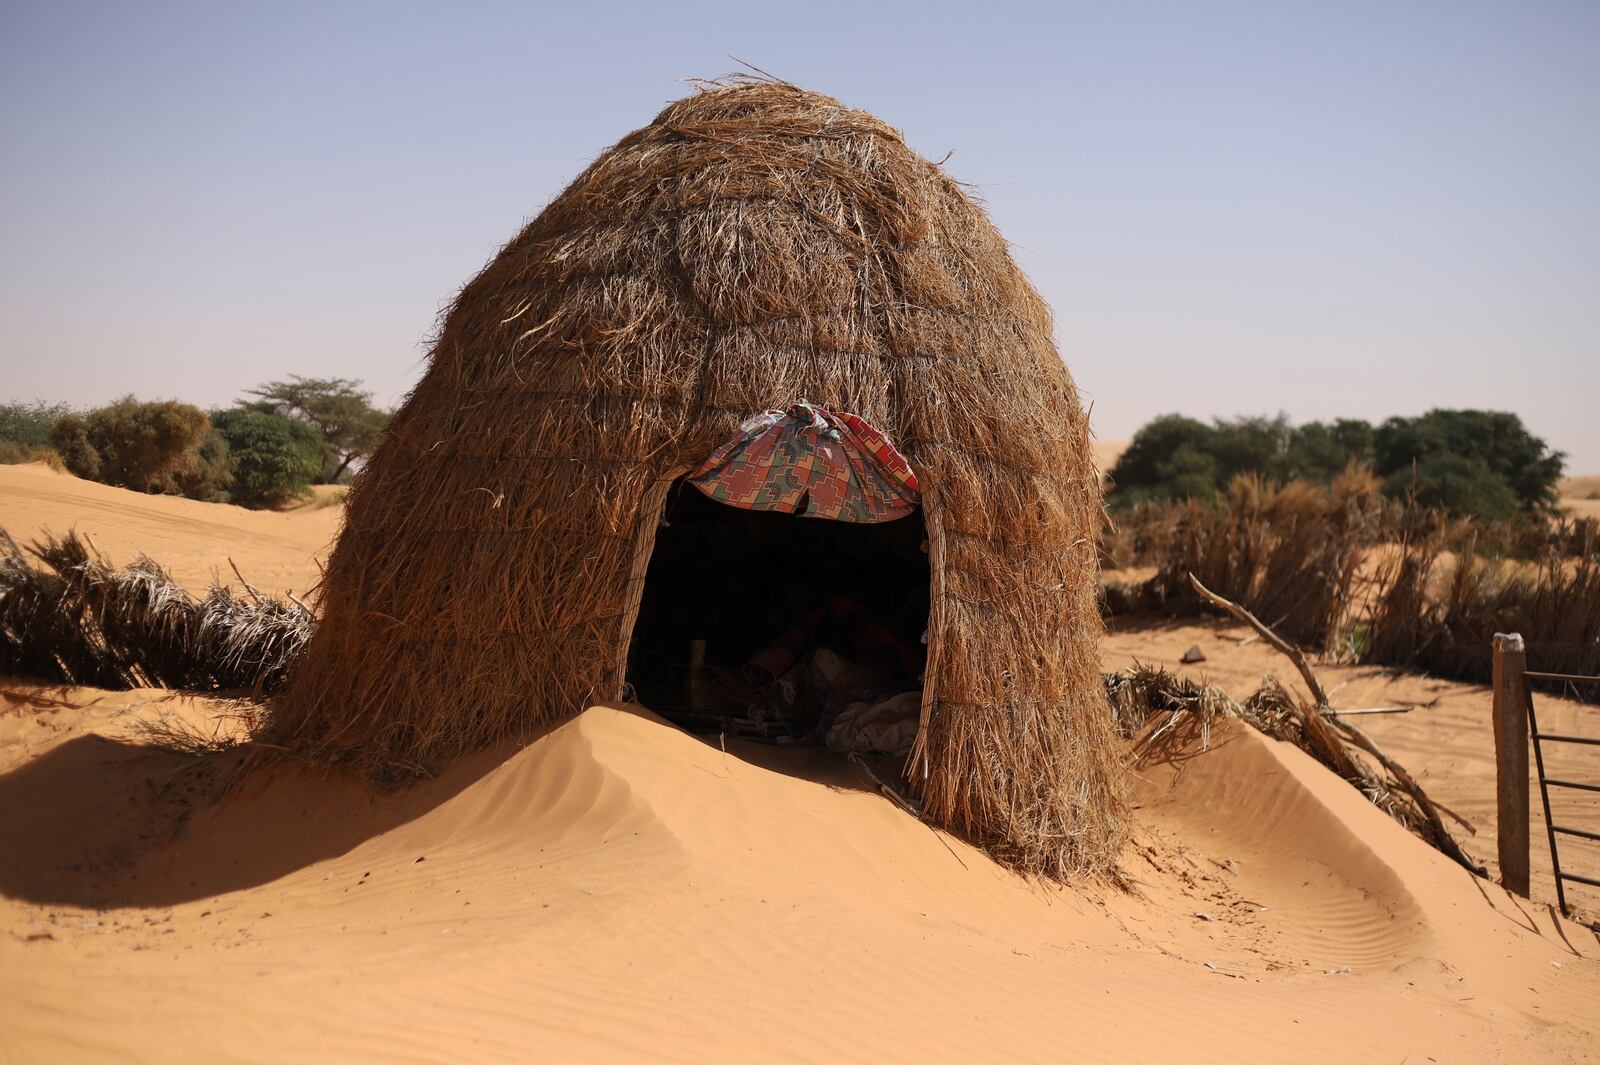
xmin=1102 ymin=476 xmax=1600 ymax=689
xmin=266 ymin=80 xmax=1126 ymax=877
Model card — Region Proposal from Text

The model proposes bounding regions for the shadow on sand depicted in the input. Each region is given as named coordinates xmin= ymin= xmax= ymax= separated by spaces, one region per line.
xmin=0 ymin=707 xmax=884 ymax=910
xmin=0 ymin=729 xmax=519 ymax=910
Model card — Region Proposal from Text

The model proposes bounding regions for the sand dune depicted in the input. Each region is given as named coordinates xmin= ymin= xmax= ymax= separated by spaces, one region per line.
xmin=2 ymin=459 xmax=1598 ymax=1063
xmin=0 ymin=462 xmax=337 ymax=599
xmin=1091 ymin=437 xmax=1128 ymax=472
xmin=1561 ymin=476 xmax=1600 ymax=519
xmin=1103 ymin=614 xmax=1600 ymax=922
xmin=1 ymin=683 xmax=1596 ymax=1063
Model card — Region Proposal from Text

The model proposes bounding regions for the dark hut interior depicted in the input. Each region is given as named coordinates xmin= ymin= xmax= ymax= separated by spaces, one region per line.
xmin=626 ymin=480 xmax=930 ymax=740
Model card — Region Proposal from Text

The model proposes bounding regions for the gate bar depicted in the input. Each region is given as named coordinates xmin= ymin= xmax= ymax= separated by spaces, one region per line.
xmin=1525 ymin=671 xmax=1600 ymax=685
xmin=1553 ymin=824 xmax=1600 ymax=843
xmin=1524 ymin=674 xmax=1568 ymax=916
xmin=1546 ymin=778 xmax=1600 ymax=794
xmin=1532 ymin=733 xmax=1600 ymax=747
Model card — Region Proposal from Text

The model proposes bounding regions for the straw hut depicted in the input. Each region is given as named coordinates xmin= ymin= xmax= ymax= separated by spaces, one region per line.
xmin=269 ymin=80 xmax=1126 ymax=877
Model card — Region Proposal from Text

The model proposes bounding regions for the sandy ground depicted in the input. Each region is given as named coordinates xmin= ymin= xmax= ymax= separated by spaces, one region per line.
xmin=1101 ymin=614 xmax=1600 ymax=924
xmin=0 ymin=462 xmax=338 ymax=599
xmin=1091 ymin=437 xmax=1127 ymax=476
xmin=1560 ymin=476 xmax=1600 ymax=520
xmin=2 ymin=464 xmax=1599 ymax=1063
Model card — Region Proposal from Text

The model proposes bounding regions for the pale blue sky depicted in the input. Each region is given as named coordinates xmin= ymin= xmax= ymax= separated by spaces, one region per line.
xmin=3 ymin=1 xmax=1596 ymax=468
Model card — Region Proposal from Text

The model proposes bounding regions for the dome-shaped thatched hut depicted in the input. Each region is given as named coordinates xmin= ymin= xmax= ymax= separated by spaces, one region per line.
xmin=270 ymin=81 xmax=1126 ymax=877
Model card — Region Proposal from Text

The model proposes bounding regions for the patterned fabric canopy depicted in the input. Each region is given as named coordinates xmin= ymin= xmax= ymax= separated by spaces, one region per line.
xmin=688 ymin=401 xmax=920 ymax=523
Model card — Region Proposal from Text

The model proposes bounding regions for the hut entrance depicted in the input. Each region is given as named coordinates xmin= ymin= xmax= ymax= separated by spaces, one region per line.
xmin=625 ymin=480 xmax=931 ymax=752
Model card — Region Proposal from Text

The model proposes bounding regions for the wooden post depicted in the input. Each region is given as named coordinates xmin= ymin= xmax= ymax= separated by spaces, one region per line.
xmin=1492 ymin=632 xmax=1530 ymax=897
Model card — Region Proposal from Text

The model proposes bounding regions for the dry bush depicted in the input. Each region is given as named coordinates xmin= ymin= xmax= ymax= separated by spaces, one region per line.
xmin=1102 ymin=463 xmax=1598 ymax=688
xmin=76 ymin=398 xmax=210 ymax=493
xmin=0 ymin=442 xmax=65 ymax=469
xmin=1098 ymin=499 xmax=1182 ymax=573
xmin=1106 ymin=466 xmax=1387 ymax=650
xmin=1367 ymin=517 xmax=1600 ymax=685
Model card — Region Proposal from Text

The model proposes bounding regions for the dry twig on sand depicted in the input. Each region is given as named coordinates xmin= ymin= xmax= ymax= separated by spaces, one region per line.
xmin=1185 ymin=572 xmax=1483 ymax=875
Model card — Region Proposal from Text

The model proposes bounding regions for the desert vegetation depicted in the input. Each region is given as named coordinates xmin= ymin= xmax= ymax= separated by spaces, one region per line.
xmin=1101 ymin=429 xmax=1598 ymax=690
xmin=0 ymin=378 xmax=388 ymax=508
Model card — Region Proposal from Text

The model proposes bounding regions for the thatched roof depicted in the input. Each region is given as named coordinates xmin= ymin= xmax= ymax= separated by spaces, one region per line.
xmin=268 ymin=80 xmax=1126 ymax=877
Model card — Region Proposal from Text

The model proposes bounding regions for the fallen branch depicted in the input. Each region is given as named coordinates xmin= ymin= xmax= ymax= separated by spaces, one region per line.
xmin=1 ymin=529 xmax=311 ymax=692
xmin=1187 ymin=573 xmax=1328 ymax=704
xmin=228 ymin=557 xmax=263 ymax=604
xmin=1186 ymin=572 xmax=1484 ymax=875
xmin=1327 ymin=706 xmax=1414 ymax=716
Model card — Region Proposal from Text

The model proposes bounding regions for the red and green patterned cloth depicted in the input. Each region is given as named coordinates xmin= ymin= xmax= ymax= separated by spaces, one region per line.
xmin=688 ymin=401 xmax=920 ymax=523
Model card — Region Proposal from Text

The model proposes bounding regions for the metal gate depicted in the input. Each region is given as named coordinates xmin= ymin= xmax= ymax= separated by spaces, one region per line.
xmin=1493 ymin=632 xmax=1600 ymax=921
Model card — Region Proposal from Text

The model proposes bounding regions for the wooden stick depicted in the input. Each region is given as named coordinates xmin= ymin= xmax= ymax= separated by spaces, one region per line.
xmin=849 ymin=752 xmax=922 ymax=817
xmin=1327 ymin=706 xmax=1414 ymax=716
xmin=906 ymin=486 xmax=946 ymax=793
xmin=1186 ymin=572 xmax=1484 ymax=874
xmin=1187 ymin=573 xmax=1328 ymax=705
xmin=228 ymin=557 xmax=264 ymax=604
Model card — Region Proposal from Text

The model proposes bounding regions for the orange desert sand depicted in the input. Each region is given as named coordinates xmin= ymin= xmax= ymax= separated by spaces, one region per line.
xmin=2 ymin=461 xmax=1598 ymax=1064
xmin=1560 ymin=476 xmax=1600 ymax=521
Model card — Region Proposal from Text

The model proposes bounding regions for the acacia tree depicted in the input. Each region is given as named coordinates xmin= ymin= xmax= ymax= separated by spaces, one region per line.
xmin=243 ymin=376 xmax=389 ymax=483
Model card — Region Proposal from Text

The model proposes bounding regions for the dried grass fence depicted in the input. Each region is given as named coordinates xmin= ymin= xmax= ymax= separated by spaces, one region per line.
xmin=1103 ymin=468 xmax=1387 ymax=650
xmin=0 ymin=529 xmax=310 ymax=692
xmin=1366 ymin=514 xmax=1600 ymax=686
xmin=1102 ymin=475 xmax=1600 ymax=690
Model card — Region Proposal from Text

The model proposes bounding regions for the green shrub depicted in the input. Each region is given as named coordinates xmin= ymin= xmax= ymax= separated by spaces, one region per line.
xmin=1283 ymin=419 xmax=1375 ymax=481
xmin=78 ymin=397 xmax=210 ymax=492
xmin=211 ymin=409 xmax=325 ymax=507
xmin=49 ymin=414 xmax=102 ymax=480
xmin=0 ymin=401 xmax=74 ymax=449
xmin=1109 ymin=408 xmax=1560 ymax=522
xmin=176 ymin=430 xmax=234 ymax=503
xmin=1105 ymin=415 xmax=1222 ymax=504
xmin=1381 ymin=453 xmax=1520 ymax=522
xmin=1373 ymin=409 xmax=1563 ymax=515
